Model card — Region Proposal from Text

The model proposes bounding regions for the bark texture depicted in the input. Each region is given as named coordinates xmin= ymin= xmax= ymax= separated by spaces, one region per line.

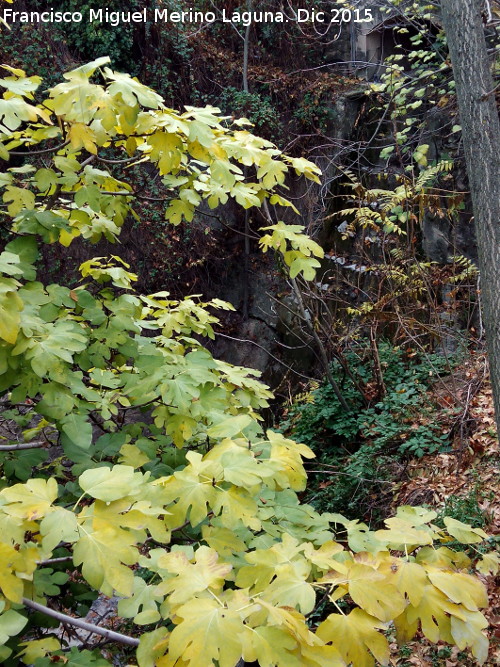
xmin=440 ymin=0 xmax=500 ymax=431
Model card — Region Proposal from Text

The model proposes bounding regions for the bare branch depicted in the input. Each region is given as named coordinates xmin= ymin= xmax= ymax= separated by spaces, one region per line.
xmin=0 ymin=440 xmax=47 ymax=451
xmin=215 ymin=331 xmax=316 ymax=381
xmin=8 ymin=141 xmax=69 ymax=156
xmin=37 ymin=556 xmax=73 ymax=565
xmin=22 ymin=598 xmax=140 ymax=647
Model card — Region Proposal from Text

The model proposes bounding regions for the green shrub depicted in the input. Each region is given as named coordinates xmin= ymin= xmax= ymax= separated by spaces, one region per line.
xmin=280 ymin=343 xmax=458 ymax=517
xmin=292 ymin=91 xmax=339 ymax=133
xmin=438 ymin=477 xmax=489 ymax=529
xmin=213 ymin=87 xmax=280 ymax=138
xmin=52 ymin=0 xmax=144 ymax=74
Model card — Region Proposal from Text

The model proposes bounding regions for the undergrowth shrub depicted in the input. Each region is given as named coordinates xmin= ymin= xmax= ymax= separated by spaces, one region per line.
xmin=437 ymin=476 xmax=489 ymax=530
xmin=49 ymin=0 xmax=144 ymax=74
xmin=211 ymin=87 xmax=280 ymax=139
xmin=280 ymin=343 xmax=459 ymax=518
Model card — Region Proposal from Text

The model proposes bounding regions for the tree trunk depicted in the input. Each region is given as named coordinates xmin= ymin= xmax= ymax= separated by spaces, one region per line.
xmin=242 ymin=0 xmax=252 ymax=93
xmin=440 ymin=0 xmax=500 ymax=432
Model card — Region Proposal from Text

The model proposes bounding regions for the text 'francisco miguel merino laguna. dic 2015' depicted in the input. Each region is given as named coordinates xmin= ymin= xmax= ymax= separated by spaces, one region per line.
xmin=1 ymin=7 xmax=293 ymax=26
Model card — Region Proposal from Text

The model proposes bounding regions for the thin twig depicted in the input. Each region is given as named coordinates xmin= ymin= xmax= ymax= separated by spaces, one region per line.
xmin=37 ymin=556 xmax=73 ymax=565
xmin=215 ymin=331 xmax=317 ymax=381
xmin=8 ymin=141 xmax=69 ymax=156
xmin=290 ymin=278 xmax=350 ymax=411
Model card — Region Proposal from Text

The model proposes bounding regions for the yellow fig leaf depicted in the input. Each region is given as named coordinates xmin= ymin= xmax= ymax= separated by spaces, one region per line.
xmin=345 ymin=562 xmax=406 ymax=621
xmin=345 ymin=523 xmax=388 ymax=553
xmin=298 ymin=643 xmax=346 ymax=667
xmin=285 ymin=156 xmax=322 ymax=184
xmin=207 ymin=414 xmax=253 ymax=439
xmin=68 ymin=122 xmax=97 ymax=154
xmin=167 ymin=597 xmax=245 ymax=667
xmin=201 ymin=525 xmax=247 ymax=556
xmin=266 ymin=430 xmax=315 ymax=460
xmin=105 ymin=67 xmax=163 ymax=108
xmin=444 ymin=517 xmax=488 ymax=544
xmin=79 ymin=464 xmax=143 ymax=502
xmin=210 ymin=159 xmax=237 ymax=189
xmin=117 ymin=576 xmax=162 ymax=625
xmin=476 ymin=551 xmax=499 ymax=575
xmin=219 ymin=447 xmax=267 ymax=488
xmin=118 ymin=444 xmax=151 ymax=468
xmin=137 ymin=628 xmax=169 ymax=667
xmin=0 ymin=279 xmax=23 ymax=345
xmin=73 ymin=526 xmax=136 ymax=597
xmin=450 ymin=609 xmax=489 ymax=665
xmin=268 ymin=442 xmax=309 ymax=491
xmin=0 ymin=608 xmax=28 ymax=644
xmin=239 ymin=625 xmax=300 ymax=667
xmin=393 ymin=608 xmax=420 ymax=644
xmin=257 ymin=158 xmax=288 ymax=188
xmin=59 ymin=227 xmax=80 ymax=247
xmin=382 ymin=558 xmax=428 ymax=607
xmin=416 ymin=545 xmax=471 ymax=569
xmin=0 ymin=510 xmax=32 ymax=545
xmin=317 ymin=608 xmax=389 ymax=667
xmin=16 ymin=637 xmax=61 ymax=664
xmin=255 ymin=599 xmax=318 ymax=646
xmin=147 ymin=131 xmax=182 ymax=174
xmin=3 ymin=186 xmax=36 ymax=215
xmin=403 ymin=583 xmax=456 ymax=644
xmin=262 ymin=566 xmax=316 ymax=614
xmin=395 ymin=505 xmax=437 ymax=525
xmin=212 ymin=486 xmax=260 ymax=531
xmin=375 ymin=517 xmax=435 ymax=548
xmin=157 ymin=655 xmax=189 ymax=667
xmin=156 ymin=545 xmax=231 ymax=605
xmin=91 ymin=498 xmax=151 ymax=538
xmin=288 ymin=256 xmax=322 ymax=281
xmin=39 ymin=507 xmax=80 ymax=552
xmin=236 ymin=535 xmax=308 ymax=594
xmin=0 ymin=543 xmax=25 ymax=602
xmin=158 ymin=452 xmax=221 ymax=527
xmin=0 ymin=97 xmax=41 ymax=131
xmin=427 ymin=569 xmax=488 ymax=611
xmin=0 ymin=477 xmax=58 ymax=520
xmin=302 ymin=540 xmax=347 ymax=573
xmin=166 ymin=198 xmax=195 ymax=225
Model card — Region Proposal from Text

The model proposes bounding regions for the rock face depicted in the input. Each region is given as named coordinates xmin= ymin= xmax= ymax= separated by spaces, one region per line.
xmin=212 ymin=260 xmax=283 ymax=383
xmin=204 ymin=2 xmax=480 ymax=382
xmin=208 ymin=88 xmax=368 ymax=387
xmin=324 ymin=3 xmax=403 ymax=81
